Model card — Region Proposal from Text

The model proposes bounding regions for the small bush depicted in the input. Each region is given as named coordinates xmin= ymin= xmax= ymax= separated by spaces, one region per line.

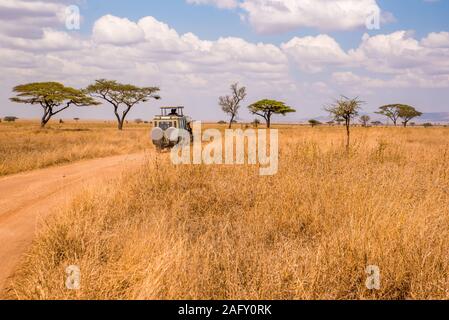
xmin=3 ymin=116 xmax=18 ymax=122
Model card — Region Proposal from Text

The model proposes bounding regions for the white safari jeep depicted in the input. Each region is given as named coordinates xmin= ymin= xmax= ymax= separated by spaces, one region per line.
xmin=151 ymin=106 xmax=193 ymax=150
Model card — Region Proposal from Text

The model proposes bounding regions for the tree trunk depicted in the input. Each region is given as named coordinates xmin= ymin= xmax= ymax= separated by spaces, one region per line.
xmin=40 ymin=119 xmax=47 ymax=128
xmin=346 ymin=119 xmax=350 ymax=152
xmin=114 ymin=107 xmax=124 ymax=131
xmin=118 ymin=119 xmax=124 ymax=130
xmin=266 ymin=116 xmax=271 ymax=129
xmin=41 ymin=109 xmax=52 ymax=128
xmin=118 ymin=106 xmax=132 ymax=131
xmin=228 ymin=115 xmax=235 ymax=129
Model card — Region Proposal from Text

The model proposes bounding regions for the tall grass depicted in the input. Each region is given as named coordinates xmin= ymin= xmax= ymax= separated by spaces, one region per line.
xmin=8 ymin=126 xmax=449 ymax=299
xmin=0 ymin=121 xmax=150 ymax=176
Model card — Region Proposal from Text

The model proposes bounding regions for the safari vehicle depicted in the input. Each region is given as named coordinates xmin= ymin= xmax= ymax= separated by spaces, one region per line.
xmin=151 ymin=106 xmax=193 ymax=150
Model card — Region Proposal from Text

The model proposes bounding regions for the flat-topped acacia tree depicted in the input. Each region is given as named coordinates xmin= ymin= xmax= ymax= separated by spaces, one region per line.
xmin=10 ymin=82 xmax=99 ymax=128
xmin=376 ymin=104 xmax=402 ymax=126
xmin=309 ymin=119 xmax=321 ymax=127
xmin=248 ymin=99 xmax=296 ymax=128
xmin=86 ymin=79 xmax=160 ymax=130
xmin=397 ymin=105 xmax=422 ymax=127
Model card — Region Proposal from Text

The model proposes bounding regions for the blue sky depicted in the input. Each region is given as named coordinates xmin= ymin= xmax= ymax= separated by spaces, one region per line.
xmin=1 ymin=0 xmax=449 ymax=122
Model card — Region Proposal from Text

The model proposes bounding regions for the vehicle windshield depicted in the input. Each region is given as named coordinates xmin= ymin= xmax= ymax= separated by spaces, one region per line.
xmin=158 ymin=121 xmax=172 ymax=130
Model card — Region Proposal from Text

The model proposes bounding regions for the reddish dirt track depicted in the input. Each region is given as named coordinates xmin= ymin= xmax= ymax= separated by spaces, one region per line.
xmin=0 ymin=153 xmax=147 ymax=294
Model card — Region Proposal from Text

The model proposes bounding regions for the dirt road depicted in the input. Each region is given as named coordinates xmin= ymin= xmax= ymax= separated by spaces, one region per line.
xmin=0 ymin=153 xmax=148 ymax=294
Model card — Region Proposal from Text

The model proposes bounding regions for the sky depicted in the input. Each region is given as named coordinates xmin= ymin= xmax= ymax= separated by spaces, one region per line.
xmin=1 ymin=0 xmax=449 ymax=122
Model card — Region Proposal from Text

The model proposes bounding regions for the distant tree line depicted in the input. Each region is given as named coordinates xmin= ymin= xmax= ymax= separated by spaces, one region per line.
xmin=9 ymin=80 xmax=424 ymax=146
xmin=217 ymin=85 xmax=424 ymax=153
xmin=218 ymin=84 xmax=423 ymax=136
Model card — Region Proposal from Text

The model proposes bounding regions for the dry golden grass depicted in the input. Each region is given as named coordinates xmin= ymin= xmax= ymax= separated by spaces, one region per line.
xmin=0 ymin=121 xmax=151 ymax=176
xmin=8 ymin=125 xmax=449 ymax=300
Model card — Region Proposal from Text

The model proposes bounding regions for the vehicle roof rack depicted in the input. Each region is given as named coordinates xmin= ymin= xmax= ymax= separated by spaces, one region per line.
xmin=159 ymin=106 xmax=185 ymax=116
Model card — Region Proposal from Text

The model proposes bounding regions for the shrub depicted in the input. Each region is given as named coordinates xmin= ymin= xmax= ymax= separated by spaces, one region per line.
xmin=3 ymin=116 xmax=18 ymax=122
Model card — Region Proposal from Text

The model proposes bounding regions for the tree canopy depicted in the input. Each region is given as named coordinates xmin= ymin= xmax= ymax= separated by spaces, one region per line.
xmin=376 ymin=104 xmax=404 ymax=126
xmin=248 ymin=99 xmax=296 ymax=128
xmin=397 ymin=105 xmax=422 ymax=127
xmin=86 ymin=79 xmax=160 ymax=130
xmin=10 ymin=82 xmax=99 ymax=128
xmin=325 ymin=97 xmax=362 ymax=123
xmin=325 ymin=96 xmax=364 ymax=151
xmin=309 ymin=119 xmax=321 ymax=127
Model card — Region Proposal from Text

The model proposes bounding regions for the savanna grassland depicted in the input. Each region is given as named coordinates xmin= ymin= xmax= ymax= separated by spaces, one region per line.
xmin=6 ymin=124 xmax=449 ymax=300
xmin=0 ymin=121 xmax=151 ymax=176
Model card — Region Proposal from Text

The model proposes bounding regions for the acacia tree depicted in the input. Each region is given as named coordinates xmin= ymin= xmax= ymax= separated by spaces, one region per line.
xmin=360 ymin=115 xmax=371 ymax=127
xmin=10 ymin=82 xmax=98 ymax=128
xmin=248 ymin=99 xmax=295 ymax=128
xmin=325 ymin=96 xmax=363 ymax=151
xmin=398 ymin=105 xmax=422 ymax=127
xmin=309 ymin=119 xmax=321 ymax=127
xmin=252 ymin=118 xmax=261 ymax=128
xmin=376 ymin=104 xmax=402 ymax=126
xmin=86 ymin=79 xmax=160 ymax=130
xmin=219 ymin=83 xmax=247 ymax=129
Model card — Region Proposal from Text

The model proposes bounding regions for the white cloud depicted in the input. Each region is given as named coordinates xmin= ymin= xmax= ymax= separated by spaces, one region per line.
xmin=282 ymin=34 xmax=349 ymax=73
xmin=421 ymin=32 xmax=449 ymax=48
xmin=0 ymin=28 xmax=85 ymax=51
xmin=281 ymin=30 xmax=449 ymax=88
xmin=0 ymin=13 xmax=291 ymax=93
xmin=93 ymin=15 xmax=145 ymax=45
xmin=186 ymin=0 xmax=389 ymax=33
xmin=350 ymin=31 xmax=449 ymax=76
xmin=349 ymin=31 xmax=425 ymax=73
xmin=0 ymin=0 xmax=76 ymax=38
xmin=241 ymin=0 xmax=383 ymax=33
xmin=0 ymin=0 xmax=66 ymax=19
